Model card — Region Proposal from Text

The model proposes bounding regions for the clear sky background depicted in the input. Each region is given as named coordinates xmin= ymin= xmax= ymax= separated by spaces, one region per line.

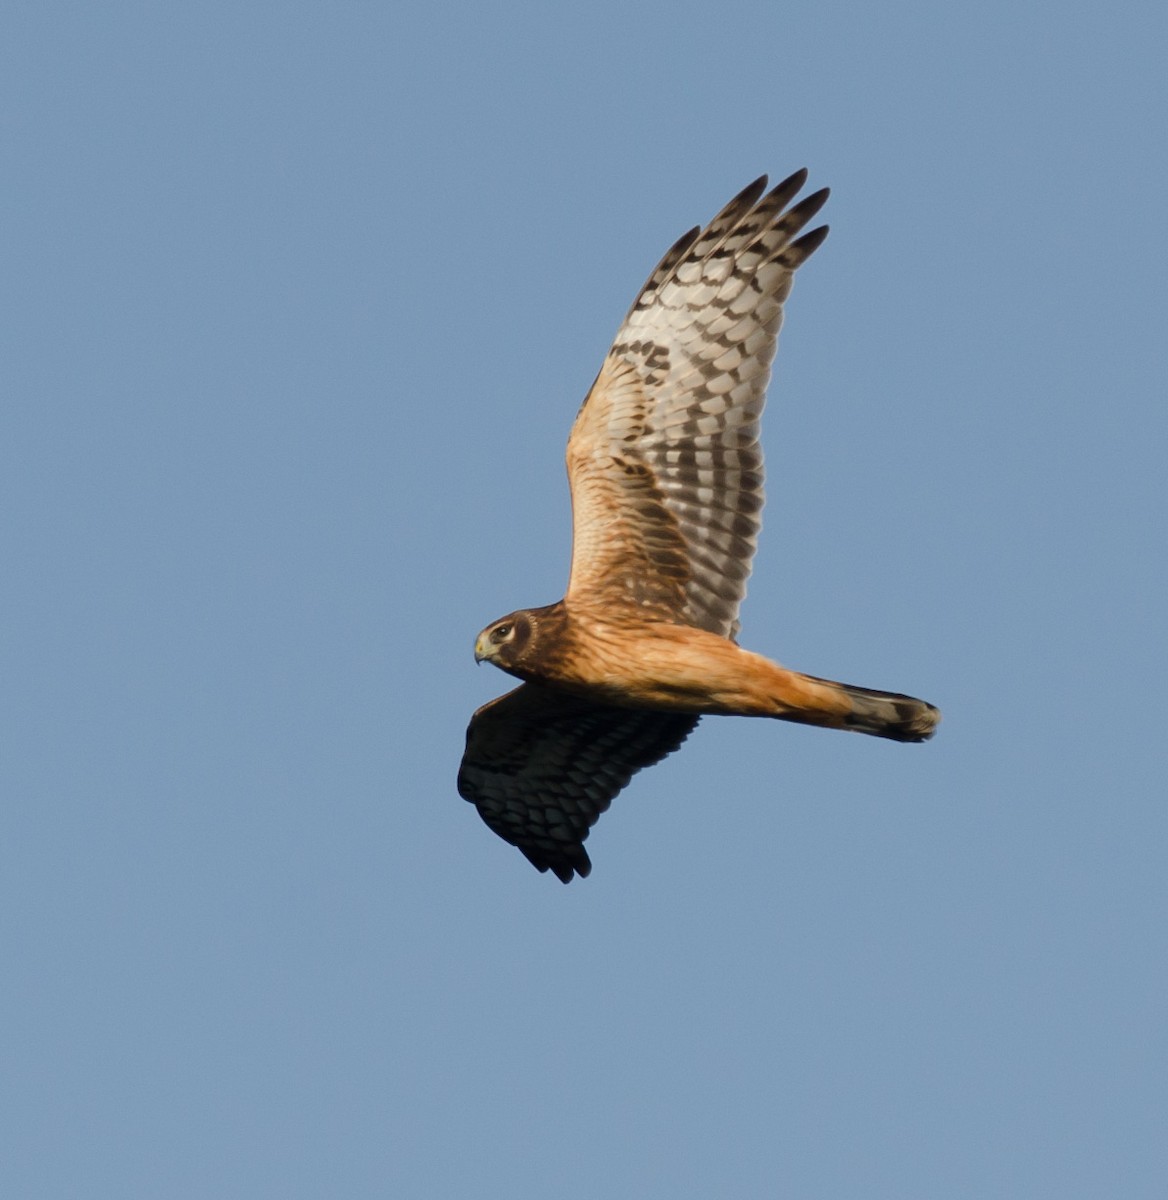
xmin=3 ymin=2 xmax=1165 ymax=1196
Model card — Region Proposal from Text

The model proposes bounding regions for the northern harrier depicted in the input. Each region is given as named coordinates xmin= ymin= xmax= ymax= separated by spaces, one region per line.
xmin=459 ymin=171 xmax=939 ymax=882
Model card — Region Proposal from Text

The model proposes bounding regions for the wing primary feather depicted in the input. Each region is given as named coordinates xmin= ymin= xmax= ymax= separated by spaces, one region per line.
xmin=721 ymin=174 xmax=770 ymax=213
xmin=775 ymin=188 xmax=831 ymax=239
xmin=764 ymin=167 xmax=809 ymax=209
xmin=631 ymin=225 xmax=703 ymax=315
xmin=782 ymin=224 xmax=830 ymax=266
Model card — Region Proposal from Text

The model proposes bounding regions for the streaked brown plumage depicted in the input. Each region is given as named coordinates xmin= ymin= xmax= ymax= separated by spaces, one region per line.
xmin=459 ymin=171 xmax=940 ymax=882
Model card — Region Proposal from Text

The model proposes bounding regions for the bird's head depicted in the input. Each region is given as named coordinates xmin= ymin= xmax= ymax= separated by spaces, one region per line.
xmin=474 ymin=610 xmax=536 ymax=674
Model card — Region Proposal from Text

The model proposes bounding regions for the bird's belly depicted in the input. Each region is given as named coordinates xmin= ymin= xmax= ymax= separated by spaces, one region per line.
xmin=546 ymin=620 xmax=786 ymax=716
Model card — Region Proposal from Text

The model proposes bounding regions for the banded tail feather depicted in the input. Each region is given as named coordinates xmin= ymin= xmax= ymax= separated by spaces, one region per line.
xmin=771 ymin=671 xmax=940 ymax=743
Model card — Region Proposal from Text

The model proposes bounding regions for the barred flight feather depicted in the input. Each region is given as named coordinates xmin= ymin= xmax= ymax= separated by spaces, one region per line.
xmin=566 ymin=170 xmax=829 ymax=639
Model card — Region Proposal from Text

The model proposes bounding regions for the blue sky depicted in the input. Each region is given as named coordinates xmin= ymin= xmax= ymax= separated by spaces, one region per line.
xmin=3 ymin=1 xmax=1165 ymax=1196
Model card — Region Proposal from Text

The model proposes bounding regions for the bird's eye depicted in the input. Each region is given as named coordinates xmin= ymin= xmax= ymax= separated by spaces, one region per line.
xmin=493 ymin=624 xmax=512 ymax=641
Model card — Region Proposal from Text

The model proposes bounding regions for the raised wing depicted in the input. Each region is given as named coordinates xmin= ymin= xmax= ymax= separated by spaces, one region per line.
xmin=565 ymin=171 xmax=829 ymax=638
xmin=457 ymin=683 xmax=698 ymax=882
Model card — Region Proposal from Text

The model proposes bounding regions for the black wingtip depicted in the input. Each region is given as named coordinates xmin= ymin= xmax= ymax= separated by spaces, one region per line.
xmin=777 ymin=223 xmax=829 ymax=268
xmin=524 ymin=844 xmax=591 ymax=884
xmin=787 ymin=186 xmax=830 ymax=227
xmin=670 ymin=225 xmax=702 ymax=255
xmin=768 ymin=167 xmax=810 ymax=208
xmin=550 ymin=857 xmax=590 ymax=884
xmin=729 ymin=175 xmax=770 ymax=212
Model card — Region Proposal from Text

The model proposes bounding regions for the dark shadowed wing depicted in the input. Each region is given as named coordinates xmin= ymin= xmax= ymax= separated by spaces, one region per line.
xmin=565 ymin=171 xmax=829 ymax=639
xmin=457 ymin=683 xmax=698 ymax=882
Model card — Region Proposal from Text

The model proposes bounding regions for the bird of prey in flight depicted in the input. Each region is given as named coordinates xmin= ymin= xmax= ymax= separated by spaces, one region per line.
xmin=458 ymin=171 xmax=939 ymax=882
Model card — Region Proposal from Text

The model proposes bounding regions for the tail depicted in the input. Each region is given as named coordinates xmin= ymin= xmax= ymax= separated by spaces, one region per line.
xmin=771 ymin=670 xmax=940 ymax=743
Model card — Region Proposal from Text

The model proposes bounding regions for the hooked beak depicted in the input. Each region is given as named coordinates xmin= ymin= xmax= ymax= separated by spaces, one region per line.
xmin=473 ymin=633 xmax=490 ymax=664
